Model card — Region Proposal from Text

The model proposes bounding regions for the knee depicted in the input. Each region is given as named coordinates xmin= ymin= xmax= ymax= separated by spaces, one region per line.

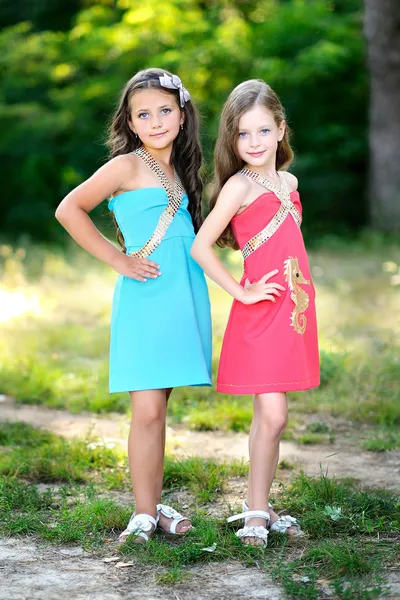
xmin=258 ymin=410 xmax=288 ymax=439
xmin=133 ymin=405 xmax=165 ymax=429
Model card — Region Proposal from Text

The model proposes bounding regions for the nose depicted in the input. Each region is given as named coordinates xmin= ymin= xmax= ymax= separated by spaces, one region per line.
xmin=151 ymin=115 xmax=163 ymax=129
xmin=249 ymin=135 xmax=260 ymax=148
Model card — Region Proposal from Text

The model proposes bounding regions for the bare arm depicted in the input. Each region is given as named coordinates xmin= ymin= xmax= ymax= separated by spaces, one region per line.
xmin=191 ymin=176 xmax=285 ymax=304
xmin=55 ymin=156 xmax=160 ymax=281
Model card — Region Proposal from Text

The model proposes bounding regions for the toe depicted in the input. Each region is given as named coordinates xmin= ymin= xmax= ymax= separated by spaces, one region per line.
xmin=175 ymin=519 xmax=192 ymax=533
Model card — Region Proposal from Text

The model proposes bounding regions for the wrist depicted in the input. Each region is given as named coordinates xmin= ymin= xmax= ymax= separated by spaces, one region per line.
xmin=235 ymin=286 xmax=246 ymax=303
xmin=108 ymin=248 xmax=124 ymax=269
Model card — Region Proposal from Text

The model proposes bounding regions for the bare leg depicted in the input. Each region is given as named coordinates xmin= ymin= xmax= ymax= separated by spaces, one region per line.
xmin=243 ymin=392 xmax=289 ymax=545
xmin=120 ymin=388 xmax=168 ymax=542
xmin=155 ymin=388 xmax=192 ymax=534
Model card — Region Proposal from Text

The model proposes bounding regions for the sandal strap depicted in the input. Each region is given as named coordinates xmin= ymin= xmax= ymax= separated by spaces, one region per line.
xmin=227 ymin=509 xmax=270 ymax=524
xmin=157 ymin=503 xmax=191 ymax=534
xmin=242 ymin=499 xmax=273 ymax=511
xmin=157 ymin=503 xmax=184 ymax=519
xmin=119 ymin=512 xmax=158 ymax=540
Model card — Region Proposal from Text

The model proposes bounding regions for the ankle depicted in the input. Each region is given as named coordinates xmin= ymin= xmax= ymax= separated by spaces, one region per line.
xmin=135 ymin=505 xmax=157 ymax=519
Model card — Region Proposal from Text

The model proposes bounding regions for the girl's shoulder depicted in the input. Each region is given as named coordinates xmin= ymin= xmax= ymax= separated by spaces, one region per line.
xmin=280 ymin=171 xmax=298 ymax=192
xmin=108 ymin=152 xmax=141 ymax=171
xmin=223 ymin=172 xmax=254 ymax=195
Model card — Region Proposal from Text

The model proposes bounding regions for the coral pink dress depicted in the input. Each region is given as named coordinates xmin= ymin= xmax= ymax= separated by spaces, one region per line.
xmin=217 ymin=170 xmax=320 ymax=394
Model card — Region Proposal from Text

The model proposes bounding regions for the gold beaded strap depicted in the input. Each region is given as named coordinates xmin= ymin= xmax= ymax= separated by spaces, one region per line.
xmin=239 ymin=168 xmax=302 ymax=260
xmin=129 ymin=147 xmax=185 ymax=258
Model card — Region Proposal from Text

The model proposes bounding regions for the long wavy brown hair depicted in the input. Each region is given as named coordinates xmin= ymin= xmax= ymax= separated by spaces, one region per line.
xmin=210 ymin=79 xmax=294 ymax=249
xmin=106 ymin=68 xmax=203 ymax=252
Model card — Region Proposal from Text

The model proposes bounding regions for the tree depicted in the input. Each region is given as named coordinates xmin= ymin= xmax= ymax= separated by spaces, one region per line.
xmin=364 ymin=0 xmax=400 ymax=233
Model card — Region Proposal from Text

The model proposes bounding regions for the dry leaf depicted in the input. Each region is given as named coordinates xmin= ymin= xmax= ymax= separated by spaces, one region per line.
xmin=115 ymin=561 xmax=134 ymax=568
xmin=103 ymin=557 xmax=120 ymax=563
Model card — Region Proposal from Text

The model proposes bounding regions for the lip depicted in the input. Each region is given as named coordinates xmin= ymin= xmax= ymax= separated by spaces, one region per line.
xmin=247 ymin=151 xmax=266 ymax=157
xmin=150 ymin=132 xmax=167 ymax=138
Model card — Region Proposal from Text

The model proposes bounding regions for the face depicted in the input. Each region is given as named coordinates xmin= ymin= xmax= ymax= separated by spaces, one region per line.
xmin=236 ymin=104 xmax=285 ymax=169
xmin=128 ymin=88 xmax=184 ymax=150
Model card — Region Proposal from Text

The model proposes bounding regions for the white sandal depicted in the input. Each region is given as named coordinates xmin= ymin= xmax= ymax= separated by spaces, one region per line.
xmin=157 ymin=503 xmax=192 ymax=535
xmin=242 ymin=499 xmax=302 ymax=536
xmin=118 ymin=512 xmax=158 ymax=544
xmin=227 ymin=509 xmax=270 ymax=546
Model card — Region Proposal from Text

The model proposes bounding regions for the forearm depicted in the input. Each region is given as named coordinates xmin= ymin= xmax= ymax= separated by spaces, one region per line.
xmin=55 ymin=205 xmax=121 ymax=268
xmin=191 ymin=244 xmax=244 ymax=301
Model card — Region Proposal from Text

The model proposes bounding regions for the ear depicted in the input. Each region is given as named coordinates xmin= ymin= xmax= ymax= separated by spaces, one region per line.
xmin=278 ymin=120 xmax=286 ymax=142
xmin=180 ymin=110 xmax=185 ymax=126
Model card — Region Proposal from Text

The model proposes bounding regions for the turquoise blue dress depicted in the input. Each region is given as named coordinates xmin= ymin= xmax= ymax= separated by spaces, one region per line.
xmin=108 ymin=187 xmax=212 ymax=393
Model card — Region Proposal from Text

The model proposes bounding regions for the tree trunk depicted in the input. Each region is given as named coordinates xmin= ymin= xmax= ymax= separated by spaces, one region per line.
xmin=364 ymin=0 xmax=400 ymax=233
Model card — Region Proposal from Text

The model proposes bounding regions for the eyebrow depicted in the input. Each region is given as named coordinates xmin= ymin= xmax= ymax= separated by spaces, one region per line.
xmin=238 ymin=124 xmax=272 ymax=131
xmin=134 ymin=104 xmax=174 ymax=113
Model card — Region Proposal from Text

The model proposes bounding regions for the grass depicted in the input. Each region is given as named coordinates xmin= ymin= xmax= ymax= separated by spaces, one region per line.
xmin=0 ymin=237 xmax=400 ymax=437
xmin=0 ymin=422 xmax=399 ymax=598
xmin=362 ymin=428 xmax=400 ymax=452
xmin=1 ymin=237 xmax=400 ymax=595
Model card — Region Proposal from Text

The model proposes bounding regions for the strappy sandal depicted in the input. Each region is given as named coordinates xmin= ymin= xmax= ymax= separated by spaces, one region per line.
xmin=242 ymin=499 xmax=302 ymax=536
xmin=227 ymin=509 xmax=270 ymax=547
xmin=118 ymin=512 xmax=158 ymax=544
xmin=157 ymin=503 xmax=192 ymax=536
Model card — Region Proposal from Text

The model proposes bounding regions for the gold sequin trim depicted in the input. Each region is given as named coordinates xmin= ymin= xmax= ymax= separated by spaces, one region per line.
xmin=239 ymin=169 xmax=302 ymax=260
xmin=129 ymin=147 xmax=185 ymax=259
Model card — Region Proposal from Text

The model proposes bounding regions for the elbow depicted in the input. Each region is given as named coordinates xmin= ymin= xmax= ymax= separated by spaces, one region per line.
xmin=190 ymin=240 xmax=200 ymax=263
xmin=55 ymin=201 xmax=69 ymax=225
xmin=55 ymin=204 xmax=64 ymax=223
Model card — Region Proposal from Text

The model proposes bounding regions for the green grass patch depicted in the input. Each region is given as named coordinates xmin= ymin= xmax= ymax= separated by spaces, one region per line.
xmin=277 ymin=471 xmax=400 ymax=538
xmin=163 ymin=456 xmax=248 ymax=503
xmin=0 ymin=422 xmax=247 ymax=503
xmin=362 ymin=428 xmax=400 ymax=452
xmin=0 ymin=422 xmax=127 ymax=485
xmin=1 ymin=241 xmax=400 ymax=433
xmin=0 ymin=430 xmax=398 ymax=598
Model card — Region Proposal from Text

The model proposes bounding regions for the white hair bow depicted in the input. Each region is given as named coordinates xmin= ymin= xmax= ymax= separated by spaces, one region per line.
xmin=159 ymin=73 xmax=191 ymax=108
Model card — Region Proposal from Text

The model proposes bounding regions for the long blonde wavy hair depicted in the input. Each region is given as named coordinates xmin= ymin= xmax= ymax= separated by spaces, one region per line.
xmin=210 ymin=80 xmax=294 ymax=249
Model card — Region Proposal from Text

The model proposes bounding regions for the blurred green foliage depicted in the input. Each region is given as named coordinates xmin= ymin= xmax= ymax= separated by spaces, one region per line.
xmin=0 ymin=0 xmax=367 ymax=240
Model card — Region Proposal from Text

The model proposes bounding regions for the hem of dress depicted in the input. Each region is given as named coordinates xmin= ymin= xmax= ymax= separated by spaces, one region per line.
xmin=216 ymin=377 xmax=320 ymax=394
xmin=110 ymin=379 xmax=212 ymax=394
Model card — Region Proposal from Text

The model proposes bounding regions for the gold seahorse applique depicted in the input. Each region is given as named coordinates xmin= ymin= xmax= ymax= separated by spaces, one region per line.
xmin=283 ymin=257 xmax=310 ymax=335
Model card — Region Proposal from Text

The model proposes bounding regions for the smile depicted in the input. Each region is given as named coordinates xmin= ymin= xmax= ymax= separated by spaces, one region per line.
xmin=248 ymin=151 xmax=266 ymax=157
xmin=150 ymin=132 xmax=167 ymax=138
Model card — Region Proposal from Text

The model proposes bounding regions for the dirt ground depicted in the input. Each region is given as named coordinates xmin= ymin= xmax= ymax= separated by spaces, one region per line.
xmin=1 ymin=395 xmax=400 ymax=600
xmin=1 ymin=395 xmax=399 ymax=491
xmin=0 ymin=537 xmax=286 ymax=600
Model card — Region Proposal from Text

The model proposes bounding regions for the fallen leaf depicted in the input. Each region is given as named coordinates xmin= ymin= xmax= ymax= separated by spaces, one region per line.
xmin=103 ymin=557 xmax=120 ymax=563
xmin=201 ymin=543 xmax=217 ymax=552
xmin=115 ymin=561 xmax=134 ymax=568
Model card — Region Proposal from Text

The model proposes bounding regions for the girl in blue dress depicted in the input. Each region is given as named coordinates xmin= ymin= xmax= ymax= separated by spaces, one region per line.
xmin=56 ymin=68 xmax=212 ymax=543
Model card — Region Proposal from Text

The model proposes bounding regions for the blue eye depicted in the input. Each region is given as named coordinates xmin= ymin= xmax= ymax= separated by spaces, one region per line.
xmin=138 ymin=112 xmax=148 ymax=119
xmin=261 ymin=128 xmax=270 ymax=134
xmin=161 ymin=108 xmax=171 ymax=115
xmin=238 ymin=132 xmax=248 ymax=138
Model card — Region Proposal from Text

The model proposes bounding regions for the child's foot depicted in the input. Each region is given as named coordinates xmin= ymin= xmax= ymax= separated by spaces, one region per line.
xmin=118 ymin=512 xmax=158 ymax=544
xmin=243 ymin=499 xmax=301 ymax=537
xmin=241 ymin=516 xmax=269 ymax=546
xmin=269 ymin=507 xmax=299 ymax=536
xmin=227 ymin=509 xmax=270 ymax=547
xmin=157 ymin=503 xmax=192 ymax=535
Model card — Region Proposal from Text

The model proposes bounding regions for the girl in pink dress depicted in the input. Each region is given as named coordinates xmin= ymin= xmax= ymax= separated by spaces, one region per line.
xmin=191 ymin=79 xmax=320 ymax=547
